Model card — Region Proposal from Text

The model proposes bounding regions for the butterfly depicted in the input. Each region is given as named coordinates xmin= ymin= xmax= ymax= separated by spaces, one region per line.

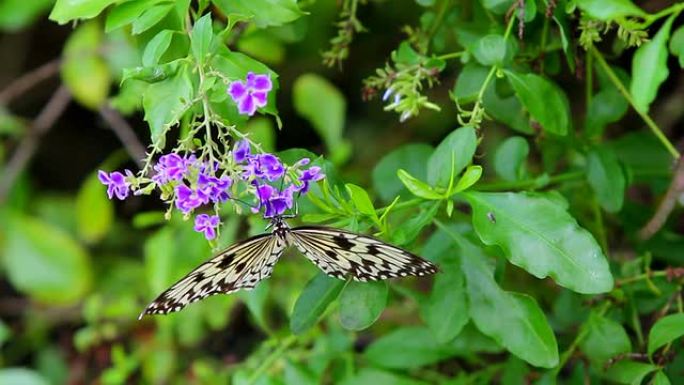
xmin=139 ymin=216 xmax=438 ymax=318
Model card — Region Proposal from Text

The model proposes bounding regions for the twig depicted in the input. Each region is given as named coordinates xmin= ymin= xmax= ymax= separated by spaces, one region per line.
xmin=99 ymin=105 xmax=146 ymax=168
xmin=0 ymin=86 xmax=71 ymax=203
xmin=0 ymin=59 xmax=61 ymax=105
xmin=638 ymin=156 xmax=684 ymax=240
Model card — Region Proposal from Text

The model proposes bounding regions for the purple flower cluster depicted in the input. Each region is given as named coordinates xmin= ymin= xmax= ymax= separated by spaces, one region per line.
xmin=98 ymin=170 xmax=132 ymax=200
xmin=228 ymin=72 xmax=272 ymax=116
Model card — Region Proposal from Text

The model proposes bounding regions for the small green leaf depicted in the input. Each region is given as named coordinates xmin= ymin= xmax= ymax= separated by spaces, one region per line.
xmin=585 ymin=88 xmax=628 ymax=137
xmin=339 ymin=281 xmax=388 ymax=331
xmin=579 ymin=312 xmax=631 ymax=364
xmin=586 ymin=147 xmax=626 ymax=213
xmin=472 ymin=34 xmax=507 ymax=66
xmin=494 ymin=137 xmax=529 ymax=182
xmin=455 ymin=234 xmax=559 ymax=368
xmin=364 ymin=327 xmax=460 ymax=369
xmin=293 ymin=74 xmax=350 ymax=164
xmin=427 ymin=126 xmax=477 ymax=187
xmin=392 ymin=202 xmax=440 ymax=246
xmin=0 ymin=0 xmax=52 ymax=31
xmin=142 ymin=62 xmax=193 ymax=146
xmin=61 ymin=22 xmax=110 ymax=109
xmin=453 ymin=165 xmax=483 ymax=193
xmin=3 ymin=213 xmax=92 ymax=304
xmin=575 ymin=0 xmax=647 ymax=20
xmin=421 ymin=256 xmax=468 ymax=343
xmin=340 ymin=368 xmax=429 ymax=385
xmin=653 ymin=371 xmax=672 ymax=385
xmin=142 ymin=30 xmax=174 ymax=67
xmin=670 ymin=26 xmax=684 ymax=68
xmin=630 ymin=14 xmax=676 ymax=113
xmin=131 ymin=3 xmax=173 ymax=35
xmin=505 ymin=71 xmax=571 ymax=136
xmin=454 ymin=63 xmax=490 ymax=104
xmin=647 ymin=313 xmax=684 ymax=357
xmin=75 ymin=172 xmax=114 ymax=244
xmin=213 ymin=0 xmax=305 ymax=28
xmin=0 ymin=368 xmax=50 ymax=385
xmin=346 ymin=184 xmax=378 ymax=219
xmin=190 ymin=13 xmax=214 ymax=64
xmin=290 ymin=273 xmax=345 ymax=334
xmin=481 ymin=0 xmax=513 ymax=14
xmin=49 ymin=0 xmax=116 ymax=24
xmin=464 ymin=191 xmax=614 ymax=294
xmin=372 ymin=144 xmax=433 ymax=203
xmin=105 ymin=0 xmax=166 ymax=32
xmin=397 ymin=169 xmax=442 ymax=200
xmin=602 ymin=360 xmax=657 ymax=385
xmin=483 ymin=80 xmax=533 ymax=134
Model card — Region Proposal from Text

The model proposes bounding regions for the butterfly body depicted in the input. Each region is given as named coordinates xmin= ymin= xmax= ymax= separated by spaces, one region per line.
xmin=140 ymin=217 xmax=438 ymax=318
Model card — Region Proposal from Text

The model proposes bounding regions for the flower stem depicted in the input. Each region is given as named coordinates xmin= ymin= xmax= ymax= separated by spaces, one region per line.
xmin=246 ymin=335 xmax=297 ymax=385
xmin=590 ymin=45 xmax=680 ymax=159
xmin=475 ymin=171 xmax=585 ymax=191
xmin=435 ymin=51 xmax=466 ymax=61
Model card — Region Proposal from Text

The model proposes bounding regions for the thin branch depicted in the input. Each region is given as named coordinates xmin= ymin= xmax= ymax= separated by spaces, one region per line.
xmin=638 ymin=155 xmax=684 ymax=240
xmin=99 ymin=105 xmax=146 ymax=168
xmin=0 ymin=59 xmax=61 ymax=105
xmin=0 ymin=86 xmax=71 ymax=203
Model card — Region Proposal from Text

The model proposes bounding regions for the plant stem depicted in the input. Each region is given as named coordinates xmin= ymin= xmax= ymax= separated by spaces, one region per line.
xmin=590 ymin=46 xmax=680 ymax=159
xmin=616 ymin=270 xmax=669 ymax=286
xmin=246 ymin=335 xmax=297 ymax=385
xmin=427 ymin=0 xmax=451 ymax=47
xmin=642 ymin=2 xmax=684 ymax=27
xmin=552 ymin=302 xmax=610 ymax=376
xmin=475 ymin=171 xmax=585 ymax=191
xmin=435 ymin=51 xmax=466 ymax=61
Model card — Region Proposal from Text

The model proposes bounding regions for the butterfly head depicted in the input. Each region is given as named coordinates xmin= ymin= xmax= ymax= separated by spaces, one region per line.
xmin=269 ymin=216 xmax=290 ymax=238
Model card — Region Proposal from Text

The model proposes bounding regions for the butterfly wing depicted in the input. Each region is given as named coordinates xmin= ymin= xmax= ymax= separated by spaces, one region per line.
xmin=288 ymin=226 xmax=438 ymax=281
xmin=140 ymin=233 xmax=286 ymax=317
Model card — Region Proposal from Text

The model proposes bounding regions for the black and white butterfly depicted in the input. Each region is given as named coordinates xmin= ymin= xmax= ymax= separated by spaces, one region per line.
xmin=139 ymin=217 xmax=438 ymax=318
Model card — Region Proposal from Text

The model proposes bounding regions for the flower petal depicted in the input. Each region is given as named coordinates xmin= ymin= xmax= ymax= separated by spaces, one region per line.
xmin=238 ymin=95 xmax=257 ymax=116
xmin=228 ymin=81 xmax=248 ymax=101
xmin=252 ymin=74 xmax=272 ymax=91
xmin=251 ymin=91 xmax=268 ymax=107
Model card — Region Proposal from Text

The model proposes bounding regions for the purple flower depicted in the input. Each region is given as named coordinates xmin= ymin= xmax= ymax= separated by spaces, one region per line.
xmin=194 ymin=214 xmax=220 ymax=240
xmin=228 ymin=72 xmax=272 ymax=116
xmin=153 ymin=153 xmax=189 ymax=184
xmin=198 ymin=173 xmax=232 ymax=203
xmin=98 ymin=170 xmax=131 ymax=200
xmin=175 ymin=184 xmax=208 ymax=214
xmin=252 ymin=183 xmax=296 ymax=218
xmin=233 ymin=139 xmax=251 ymax=163
xmin=257 ymin=154 xmax=284 ymax=181
xmin=296 ymin=166 xmax=324 ymax=193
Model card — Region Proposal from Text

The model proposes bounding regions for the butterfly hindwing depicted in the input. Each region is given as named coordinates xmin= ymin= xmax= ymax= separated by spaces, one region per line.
xmin=288 ymin=226 xmax=438 ymax=282
xmin=140 ymin=233 xmax=286 ymax=317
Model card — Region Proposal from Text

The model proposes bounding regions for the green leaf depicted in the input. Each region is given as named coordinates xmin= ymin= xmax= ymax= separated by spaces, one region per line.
xmin=494 ymin=136 xmax=529 ymax=182
xmin=454 ymin=63 xmax=490 ymax=104
xmin=472 ymin=34 xmax=507 ymax=66
xmin=245 ymin=117 xmax=275 ymax=153
xmin=142 ymin=62 xmax=193 ymax=146
xmin=670 ymin=26 xmax=684 ymax=68
xmin=339 ymin=281 xmax=388 ymax=331
xmin=143 ymin=30 xmax=174 ymax=67
xmin=346 ymin=184 xmax=378 ymax=219
xmin=0 ymin=0 xmax=52 ymax=31
xmin=213 ymin=0 xmax=305 ymax=28
xmin=397 ymin=169 xmax=442 ymax=200
xmin=105 ymin=0 xmax=166 ymax=32
xmin=3 ymin=213 xmax=92 ymax=304
xmin=372 ymin=144 xmax=433 ymax=203
xmin=481 ymin=0 xmax=514 ymax=14
xmin=575 ymin=0 xmax=647 ymax=20
xmin=647 ymin=313 xmax=684 ymax=357
xmin=49 ymin=0 xmax=117 ymax=24
xmin=505 ymin=71 xmax=570 ymax=136
xmin=0 ymin=320 xmax=9 ymax=347
xmin=61 ymin=22 xmax=111 ymax=109
xmin=602 ymin=360 xmax=657 ymax=385
xmin=293 ymin=73 xmax=349 ymax=164
xmin=464 ymin=191 xmax=614 ymax=294
xmin=421 ymin=256 xmax=468 ymax=343
xmin=0 ymin=368 xmax=50 ymax=385
xmin=427 ymin=126 xmax=477 ymax=187
xmin=191 ymin=13 xmax=214 ymax=65
xmin=392 ymin=202 xmax=440 ymax=245
xmin=364 ymin=326 xmax=460 ymax=369
xmin=75 ymin=172 xmax=114 ymax=244
xmin=585 ymin=88 xmax=628 ymax=137
xmin=290 ymin=273 xmax=345 ymax=334
xmin=579 ymin=312 xmax=631 ymax=364
xmin=131 ymin=3 xmax=173 ymax=35
xmin=483 ymin=79 xmax=533 ymax=134
xmin=237 ymin=31 xmax=286 ymax=65
xmin=453 ymin=165 xmax=483 ymax=193
xmin=586 ymin=147 xmax=626 ymax=213
xmin=630 ymin=14 xmax=676 ymax=113
xmin=340 ymin=368 xmax=429 ymax=385
xmin=455 ymin=234 xmax=558 ymax=368
xmin=653 ymin=371 xmax=672 ymax=385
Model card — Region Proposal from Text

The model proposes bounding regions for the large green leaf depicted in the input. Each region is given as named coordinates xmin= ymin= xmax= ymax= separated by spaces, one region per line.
xmin=586 ymin=147 xmax=626 ymax=213
xmin=372 ymin=144 xmax=433 ymax=203
xmin=670 ymin=26 xmax=684 ymax=68
xmin=420 ymin=256 xmax=469 ymax=343
xmin=454 ymin=234 xmax=558 ymax=368
xmin=212 ymin=0 xmax=305 ymax=28
xmin=648 ymin=313 xmax=684 ymax=357
xmin=50 ymin=0 xmax=117 ymax=24
xmin=290 ymin=273 xmax=345 ymax=334
xmin=464 ymin=191 xmax=614 ymax=294
xmin=579 ymin=312 xmax=631 ymax=364
xmin=75 ymin=172 xmax=114 ymax=244
xmin=3 ymin=213 xmax=92 ymax=304
xmin=339 ymin=281 xmax=388 ymax=331
xmin=293 ymin=74 xmax=350 ymax=164
xmin=427 ymin=126 xmax=477 ymax=187
xmin=585 ymin=88 xmax=628 ymax=137
xmin=494 ymin=136 xmax=529 ymax=182
xmin=630 ymin=14 xmax=676 ymax=113
xmin=575 ymin=0 xmax=647 ymax=20
xmin=0 ymin=0 xmax=52 ymax=31
xmin=190 ymin=13 xmax=214 ymax=65
xmin=364 ymin=326 xmax=461 ymax=369
xmin=505 ymin=71 xmax=570 ymax=136
xmin=602 ymin=360 xmax=657 ymax=385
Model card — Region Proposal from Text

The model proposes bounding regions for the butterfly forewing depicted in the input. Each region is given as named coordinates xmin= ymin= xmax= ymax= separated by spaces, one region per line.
xmin=140 ymin=233 xmax=285 ymax=318
xmin=288 ymin=226 xmax=438 ymax=282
